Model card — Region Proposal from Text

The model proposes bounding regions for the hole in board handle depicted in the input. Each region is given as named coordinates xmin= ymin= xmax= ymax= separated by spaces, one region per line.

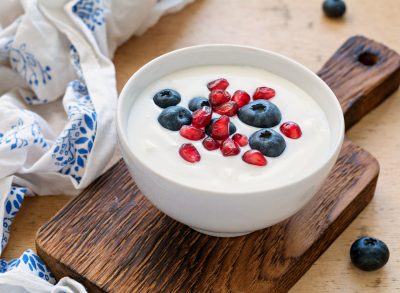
xmin=358 ymin=51 xmax=379 ymax=66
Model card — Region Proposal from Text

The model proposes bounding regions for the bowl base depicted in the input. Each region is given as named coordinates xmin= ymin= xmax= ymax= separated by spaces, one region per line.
xmin=190 ymin=227 xmax=253 ymax=237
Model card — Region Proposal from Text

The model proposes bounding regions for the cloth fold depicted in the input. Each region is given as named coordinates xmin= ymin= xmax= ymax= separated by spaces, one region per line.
xmin=0 ymin=0 xmax=193 ymax=291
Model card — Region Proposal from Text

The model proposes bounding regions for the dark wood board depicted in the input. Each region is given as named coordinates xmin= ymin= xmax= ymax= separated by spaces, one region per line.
xmin=36 ymin=36 xmax=400 ymax=292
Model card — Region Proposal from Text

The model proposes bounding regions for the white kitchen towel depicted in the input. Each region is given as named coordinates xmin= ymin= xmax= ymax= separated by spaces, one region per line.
xmin=0 ymin=0 xmax=193 ymax=292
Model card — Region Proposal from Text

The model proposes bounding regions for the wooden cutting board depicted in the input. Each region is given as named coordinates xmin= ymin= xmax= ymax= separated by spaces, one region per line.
xmin=36 ymin=36 xmax=400 ymax=292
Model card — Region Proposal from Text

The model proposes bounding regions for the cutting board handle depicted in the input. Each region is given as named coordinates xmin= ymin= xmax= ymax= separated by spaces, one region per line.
xmin=317 ymin=35 xmax=400 ymax=130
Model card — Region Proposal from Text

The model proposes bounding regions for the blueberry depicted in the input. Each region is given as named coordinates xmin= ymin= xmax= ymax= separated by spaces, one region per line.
xmin=157 ymin=106 xmax=192 ymax=131
xmin=188 ymin=97 xmax=211 ymax=112
xmin=228 ymin=121 xmax=237 ymax=135
xmin=350 ymin=237 xmax=389 ymax=271
xmin=323 ymin=0 xmax=346 ymax=18
xmin=238 ymin=100 xmax=281 ymax=128
xmin=153 ymin=89 xmax=181 ymax=108
xmin=249 ymin=129 xmax=286 ymax=157
xmin=205 ymin=118 xmax=236 ymax=136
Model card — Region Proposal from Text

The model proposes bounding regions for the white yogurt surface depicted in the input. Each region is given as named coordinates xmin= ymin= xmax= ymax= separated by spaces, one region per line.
xmin=127 ymin=65 xmax=331 ymax=192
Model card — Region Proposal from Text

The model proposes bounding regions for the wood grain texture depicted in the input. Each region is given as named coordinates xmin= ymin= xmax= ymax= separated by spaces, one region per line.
xmin=35 ymin=36 xmax=399 ymax=292
xmin=4 ymin=1 xmax=400 ymax=292
xmin=36 ymin=140 xmax=378 ymax=293
xmin=317 ymin=36 xmax=400 ymax=129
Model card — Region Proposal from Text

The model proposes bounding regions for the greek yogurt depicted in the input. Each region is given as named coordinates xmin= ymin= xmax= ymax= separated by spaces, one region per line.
xmin=127 ymin=65 xmax=331 ymax=193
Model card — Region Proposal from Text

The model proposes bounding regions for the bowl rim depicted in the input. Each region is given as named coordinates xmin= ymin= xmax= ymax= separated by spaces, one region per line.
xmin=116 ymin=44 xmax=345 ymax=195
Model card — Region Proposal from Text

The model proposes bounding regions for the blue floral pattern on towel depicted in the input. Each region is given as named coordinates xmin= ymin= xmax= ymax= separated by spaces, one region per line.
xmin=0 ymin=37 xmax=14 ymax=61
xmin=18 ymin=88 xmax=48 ymax=105
xmin=9 ymin=43 xmax=52 ymax=87
xmin=72 ymin=0 xmax=105 ymax=31
xmin=0 ymin=117 xmax=49 ymax=150
xmin=1 ymin=186 xmax=27 ymax=251
xmin=52 ymin=80 xmax=97 ymax=184
xmin=24 ymin=95 xmax=48 ymax=105
xmin=69 ymin=44 xmax=84 ymax=80
xmin=0 ymin=249 xmax=55 ymax=284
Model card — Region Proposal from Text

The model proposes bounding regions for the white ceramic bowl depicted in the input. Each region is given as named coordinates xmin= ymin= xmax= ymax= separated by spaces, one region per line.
xmin=117 ymin=45 xmax=344 ymax=237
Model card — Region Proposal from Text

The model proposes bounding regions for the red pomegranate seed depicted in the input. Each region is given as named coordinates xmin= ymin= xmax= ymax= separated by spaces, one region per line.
xmin=179 ymin=125 xmax=205 ymax=141
xmin=213 ymin=101 xmax=238 ymax=117
xmin=232 ymin=133 xmax=248 ymax=147
xmin=253 ymin=86 xmax=276 ymax=100
xmin=211 ymin=115 xmax=230 ymax=140
xmin=192 ymin=106 xmax=212 ymax=128
xmin=179 ymin=143 xmax=201 ymax=163
xmin=231 ymin=90 xmax=250 ymax=108
xmin=220 ymin=138 xmax=241 ymax=156
xmin=202 ymin=136 xmax=220 ymax=150
xmin=242 ymin=150 xmax=267 ymax=166
xmin=280 ymin=121 xmax=302 ymax=139
xmin=207 ymin=78 xmax=229 ymax=91
xmin=209 ymin=89 xmax=231 ymax=106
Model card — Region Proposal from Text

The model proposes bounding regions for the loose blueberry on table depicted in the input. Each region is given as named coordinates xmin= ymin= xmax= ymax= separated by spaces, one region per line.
xmin=322 ymin=0 xmax=346 ymax=18
xmin=350 ymin=237 xmax=390 ymax=271
xmin=154 ymin=77 xmax=302 ymax=166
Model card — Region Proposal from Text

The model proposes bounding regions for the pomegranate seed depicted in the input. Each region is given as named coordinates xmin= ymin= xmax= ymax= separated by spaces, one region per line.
xmin=192 ymin=106 xmax=212 ymax=128
xmin=242 ymin=150 xmax=267 ymax=166
xmin=280 ymin=121 xmax=302 ymax=139
xmin=209 ymin=89 xmax=231 ymax=106
xmin=179 ymin=125 xmax=205 ymax=140
xmin=220 ymin=138 xmax=241 ymax=156
xmin=211 ymin=115 xmax=230 ymax=140
xmin=213 ymin=101 xmax=238 ymax=117
xmin=231 ymin=90 xmax=250 ymax=108
xmin=232 ymin=133 xmax=248 ymax=147
xmin=207 ymin=78 xmax=229 ymax=91
xmin=202 ymin=136 xmax=220 ymax=150
xmin=253 ymin=86 xmax=276 ymax=100
xmin=179 ymin=143 xmax=201 ymax=163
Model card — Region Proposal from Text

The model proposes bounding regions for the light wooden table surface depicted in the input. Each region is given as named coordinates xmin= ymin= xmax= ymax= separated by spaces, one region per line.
xmin=4 ymin=0 xmax=400 ymax=292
